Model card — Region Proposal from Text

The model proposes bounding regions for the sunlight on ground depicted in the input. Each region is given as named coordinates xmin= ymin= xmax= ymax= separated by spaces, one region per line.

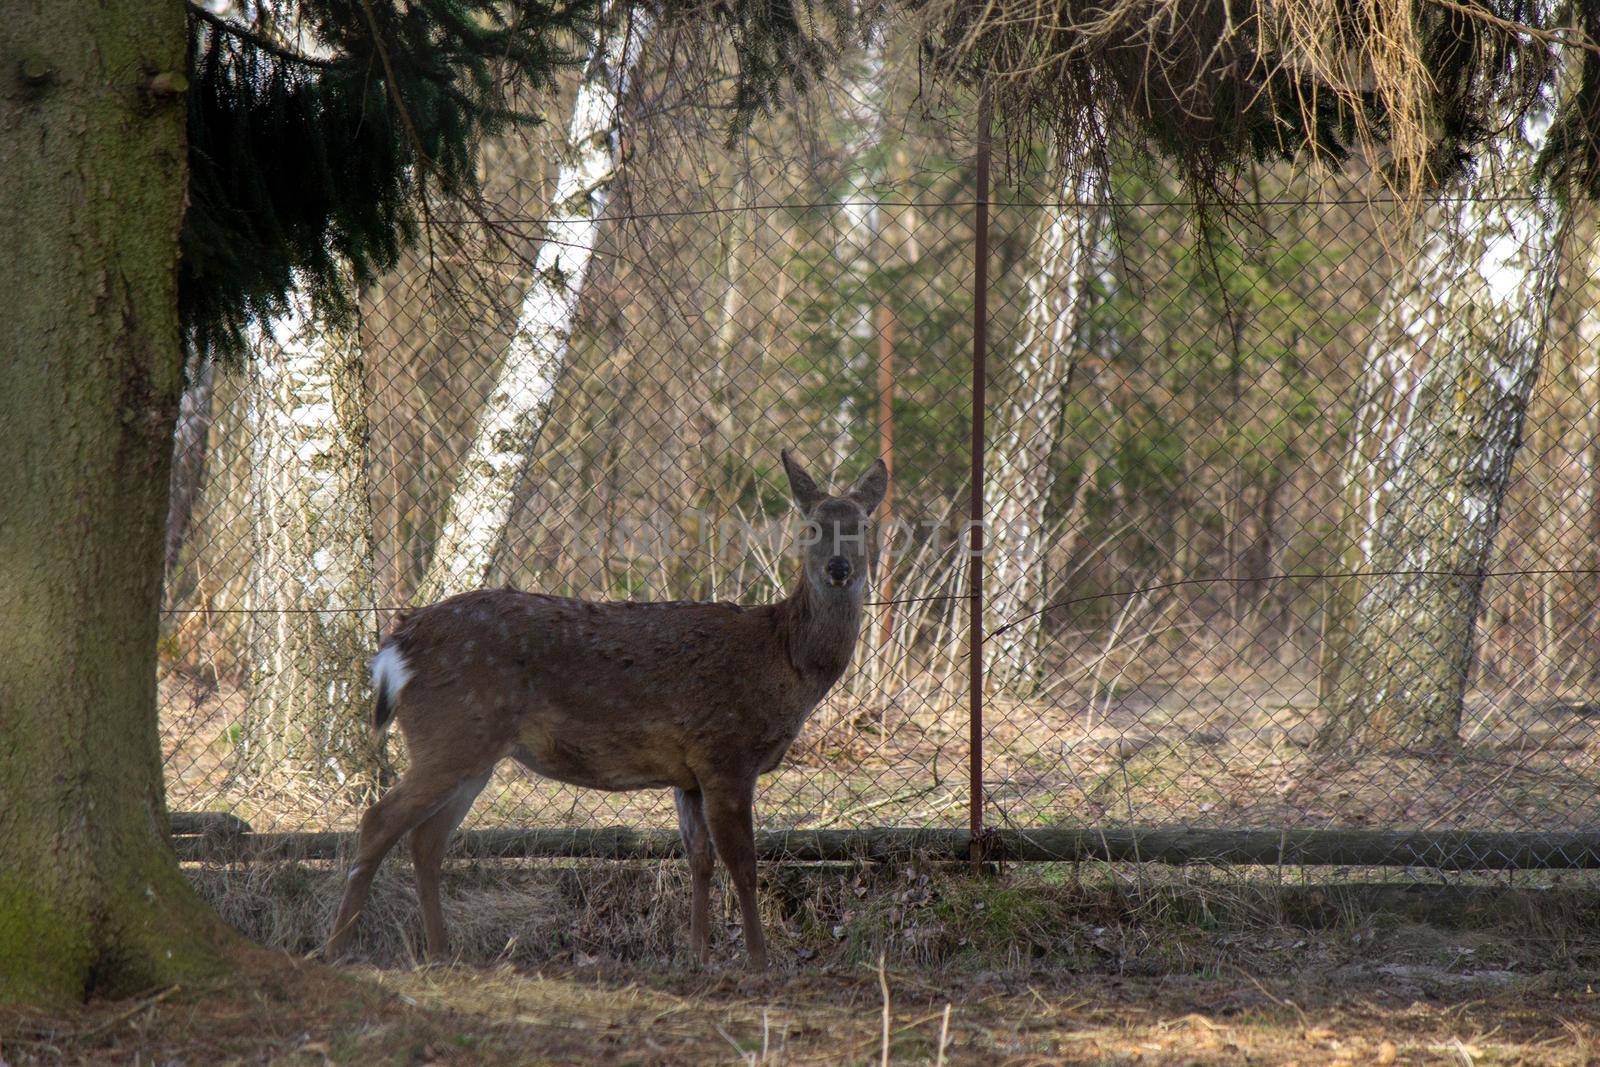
xmin=3 ymin=953 xmax=1598 ymax=1064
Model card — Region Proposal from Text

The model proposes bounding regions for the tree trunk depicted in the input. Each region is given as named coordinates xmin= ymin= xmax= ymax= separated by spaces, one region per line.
xmin=242 ymin=288 xmax=380 ymax=794
xmin=831 ymin=39 xmax=888 ymax=476
xmin=984 ymin=169 xmax=1106 ymax=687
xmin=0 ymin=0 xmax=232 ymax=1003
xmin=1562 ymin=211 xmax=1600 ymax=684
xmin=415 ymin=13 xmax=652 ymax=602
xmin=1320 ymin=120 xmax=1563 ymax=751
xmin=1316 ymin=258 xmax=1428 ymax=709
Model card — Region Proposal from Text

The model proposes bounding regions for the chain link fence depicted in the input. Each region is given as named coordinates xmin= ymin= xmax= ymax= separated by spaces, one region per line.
xmin=157 ymin=55 xmax=1600 ymax=869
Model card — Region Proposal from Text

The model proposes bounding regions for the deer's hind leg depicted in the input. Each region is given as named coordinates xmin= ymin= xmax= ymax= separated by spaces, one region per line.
xmin=410 ymin=769 xmax=493 ymax=960
xmin=675 ymin=787 xmax=716 ymax=966
xmin=327 ymin=758 xmax=496 ymax=960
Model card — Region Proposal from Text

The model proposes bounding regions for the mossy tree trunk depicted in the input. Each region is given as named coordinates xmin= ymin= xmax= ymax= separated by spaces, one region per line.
xmin=1318 ymin=118 xmax=1563 ymax=752
xmin=0 ymin=0 xmax=232 ymax=1003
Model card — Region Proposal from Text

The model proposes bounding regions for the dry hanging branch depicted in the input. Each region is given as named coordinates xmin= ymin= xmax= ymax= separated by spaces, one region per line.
xmin=910 ymin=0 xmax=1590 ymax=208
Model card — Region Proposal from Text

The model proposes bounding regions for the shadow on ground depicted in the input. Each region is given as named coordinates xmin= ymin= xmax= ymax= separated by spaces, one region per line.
xmin=6 ymin=863 xmax=1600 ymax=1064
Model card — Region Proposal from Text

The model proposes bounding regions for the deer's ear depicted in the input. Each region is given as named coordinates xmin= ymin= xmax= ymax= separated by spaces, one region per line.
xmin=847 ymin=458 xmax=888 ymax=516
xmin=781 ymin=449 xmax=824 ymax=512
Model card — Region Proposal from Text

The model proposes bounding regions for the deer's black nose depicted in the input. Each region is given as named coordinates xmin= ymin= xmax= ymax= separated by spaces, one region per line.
xmin=826 ymin=556 xmax=852 ymax=584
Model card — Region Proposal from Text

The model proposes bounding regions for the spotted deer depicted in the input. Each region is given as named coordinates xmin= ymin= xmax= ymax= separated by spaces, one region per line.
xmin=327 ymin=450 xmax=888 ymax=968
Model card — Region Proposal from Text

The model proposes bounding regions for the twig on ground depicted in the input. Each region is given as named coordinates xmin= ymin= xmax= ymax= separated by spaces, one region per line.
xmin=878 ymin=952 xmax=892 ymax=1067
xmin=74 ymin=985 xmax=182 ymax=1040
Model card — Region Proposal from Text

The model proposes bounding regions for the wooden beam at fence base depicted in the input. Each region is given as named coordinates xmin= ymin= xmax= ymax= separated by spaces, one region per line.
xmin=170 ymin=823 xmax=1600 ymax=870
xmin=169 ymin=811 xmax=252 ymax=837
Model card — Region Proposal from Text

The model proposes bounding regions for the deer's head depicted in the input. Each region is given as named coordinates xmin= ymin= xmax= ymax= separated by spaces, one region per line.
xmin=781 ymin=450 xmax=888 ymax=598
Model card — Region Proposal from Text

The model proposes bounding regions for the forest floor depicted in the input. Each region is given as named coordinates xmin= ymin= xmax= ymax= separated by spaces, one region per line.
xmin=5 ymin=950 xmax=1599 ymax=1065
xmin=7 ymin=863 xmax=1600 ymax=1064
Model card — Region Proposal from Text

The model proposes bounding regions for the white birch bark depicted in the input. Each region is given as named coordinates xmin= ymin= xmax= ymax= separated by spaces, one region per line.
xmin=1321 ymin=108 xmax=1564 ymax=750
xmin=984 ymin=169 xmax=1107 ymax=686
xmin=831 ymin=40 xmax=887 ymax=475
xmin=1317 ymin=231 xmax=1433 ymax=706
xmin=416 ymin=13 xmax=653 ymax=602
xmin=243 ymin=285 xmax=379 ymax=791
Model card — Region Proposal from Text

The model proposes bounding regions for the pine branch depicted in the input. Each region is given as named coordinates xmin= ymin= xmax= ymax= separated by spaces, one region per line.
xmin=179 ymin=0 xmax=857 ymax=354
xmin=185 ymin=2 xmax=338 ymax=70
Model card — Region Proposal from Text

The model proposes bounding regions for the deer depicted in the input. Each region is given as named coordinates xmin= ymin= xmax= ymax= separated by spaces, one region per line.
xmin=326 ymin=450 xmax=888 ymax=969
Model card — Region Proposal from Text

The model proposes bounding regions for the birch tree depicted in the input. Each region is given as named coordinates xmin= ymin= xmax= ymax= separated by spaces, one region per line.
xmin=831 ymin=39 xmax=889 ymax=476
xmin=831 ymin=39 xmax=893 ymax=675
xmin=243 ymin=289 xmax=379 ymax=791
xmin=416 ymin=13 xmax=653 ymax=602
xmin=984 ymin=169 xmax=1108 ymax=685
xmin=1319 ymin=110 xmax=1564 ymax=751
xmin=1316 ymin=239 xmax=1431 ymax=708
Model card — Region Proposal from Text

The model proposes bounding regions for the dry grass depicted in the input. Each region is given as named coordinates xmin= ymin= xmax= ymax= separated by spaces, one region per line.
xmin=183 ymin=854 xmax=1600 ymax=973
xmin=917 ymin=0 xmax=1576 ymax=210
xmin=8 ymin=862 xmax=1600 ymax=1063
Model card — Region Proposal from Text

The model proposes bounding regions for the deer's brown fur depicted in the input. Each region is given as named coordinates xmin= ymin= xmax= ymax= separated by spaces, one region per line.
xmin=326 ymin=451 xmax=887 ymax=968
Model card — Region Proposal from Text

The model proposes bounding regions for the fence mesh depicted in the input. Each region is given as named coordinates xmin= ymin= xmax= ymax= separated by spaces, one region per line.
xmin=158 ymin=54 xmax=1600 ymax=868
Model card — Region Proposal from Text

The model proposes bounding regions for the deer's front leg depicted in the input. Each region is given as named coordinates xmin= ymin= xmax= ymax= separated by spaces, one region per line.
xmin=674 ymin=787 xmax=715 ymax=966
xmin=701 ymin=779 xmax=767 ymax=970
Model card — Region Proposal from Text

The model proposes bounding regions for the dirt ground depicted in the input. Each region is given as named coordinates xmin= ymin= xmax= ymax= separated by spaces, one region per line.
xmin=4 ymin=942 xmax=1598 ymax=1064
xmin=7 ymin=864 xmax=1600 ymax=1064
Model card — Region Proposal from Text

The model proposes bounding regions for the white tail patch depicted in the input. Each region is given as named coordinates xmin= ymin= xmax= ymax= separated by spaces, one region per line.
xmin=370 ymin=644 xmax=414 ymax=731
